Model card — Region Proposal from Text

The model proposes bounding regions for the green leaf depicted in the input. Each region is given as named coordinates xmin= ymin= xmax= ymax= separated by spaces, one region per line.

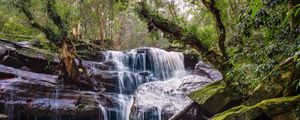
xmin=295 ymin=7 xmax=300 ymax=17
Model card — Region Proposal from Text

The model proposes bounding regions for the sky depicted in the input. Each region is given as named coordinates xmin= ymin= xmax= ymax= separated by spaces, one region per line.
xmin=166 ymin=0 xmax=195 ymax=21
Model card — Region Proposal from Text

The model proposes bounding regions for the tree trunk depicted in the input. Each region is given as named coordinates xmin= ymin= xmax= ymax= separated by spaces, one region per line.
xmin=201 ymin=0 xmax=228 ymax=60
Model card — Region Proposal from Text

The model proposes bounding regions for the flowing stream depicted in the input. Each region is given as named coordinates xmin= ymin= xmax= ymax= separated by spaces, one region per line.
xmin=97 ymin=47 xmax=187 ymax=120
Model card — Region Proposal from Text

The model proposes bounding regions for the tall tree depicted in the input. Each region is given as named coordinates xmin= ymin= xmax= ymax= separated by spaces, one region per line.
xmin=197 ymin=0 xmax=228 ymax=59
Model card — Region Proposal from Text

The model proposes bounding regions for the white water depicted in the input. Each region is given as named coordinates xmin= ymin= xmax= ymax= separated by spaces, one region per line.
xmin=98 ymin=47 xmax=187 ymax=120
xmin=99 ymin=104 xmax=108 ymax=120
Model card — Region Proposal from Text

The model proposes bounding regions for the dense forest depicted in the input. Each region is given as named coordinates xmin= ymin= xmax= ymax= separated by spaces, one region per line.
xmin=0 ymin=0 xmax=299 ymax=120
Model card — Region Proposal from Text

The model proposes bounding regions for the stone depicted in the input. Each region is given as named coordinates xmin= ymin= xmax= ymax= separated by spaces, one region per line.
xmin=193 ymin=61 xmax=223 ymax=81
xmin=0 ymin=64 xmax=114 ymax=119
xmin=211 ymin=95 xmax=300 ymax=120
xmin=131 ymin=75 xmax=213 ymax=119
xmin=0 ymin=39 xmax=59 ymax=74
xmin=189 ymin=80 xmax=242 ymax=117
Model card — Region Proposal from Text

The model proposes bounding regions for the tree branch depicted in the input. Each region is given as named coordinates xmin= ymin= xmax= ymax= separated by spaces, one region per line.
xmin=136 ymin=2 xmax=231 ymax=72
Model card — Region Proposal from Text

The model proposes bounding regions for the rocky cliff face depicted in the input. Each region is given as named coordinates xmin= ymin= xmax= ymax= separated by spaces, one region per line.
xmin=0 ymin=40 xmax=116 ymax=120
xmin=0 ymin=39 xmax=221 ymax=120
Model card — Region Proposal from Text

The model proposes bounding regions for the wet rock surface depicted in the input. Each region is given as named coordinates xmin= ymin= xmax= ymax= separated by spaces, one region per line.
xmin=0 ymin=64 xmax=116 ymax=120
xmin=0 ymin=39 xmax=59 ymax=74
xmin=0 ymin=39 xmax=118 ymax=119
xmin=0 ymin=40 xmax=219 ymax=120
xmin=193 ymin=61 xmax=223 ymax=81
xmin=131 ymin=75 xmax=213 ymax=120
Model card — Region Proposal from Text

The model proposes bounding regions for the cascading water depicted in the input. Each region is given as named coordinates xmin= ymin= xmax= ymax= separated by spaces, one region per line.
xmin=52 ymin=83 xmax=63 ymax=120
xmin=97 ymin=47 xmax=187 ymax=120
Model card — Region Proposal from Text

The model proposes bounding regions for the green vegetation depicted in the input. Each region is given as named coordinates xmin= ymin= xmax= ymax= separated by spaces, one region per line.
xmin=0 ymin=0 xmax=300 ymax=119
xmin=212 ymin=94 xmax=300 ymax=120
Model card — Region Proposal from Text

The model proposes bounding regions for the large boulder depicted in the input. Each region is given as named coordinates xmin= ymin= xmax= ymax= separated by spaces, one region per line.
xmin=188 ymin=80 xmax=242 ymax=118
xmin=243 ymin=71 xmax=293 ymax=106
xmin=187 ymin=70 xmax=295 ymax=119
xmin=193 ymin=61 xmax=223 ymax=81
xmin=131 ymin=75 xmax=213 ymax=120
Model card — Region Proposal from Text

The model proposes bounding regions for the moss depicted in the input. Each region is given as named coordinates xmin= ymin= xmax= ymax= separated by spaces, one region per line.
xmin=189 ymin=80 xmax=226 ymax=105
xmin=212 ymin=95 xmax=300 ymax=120
xmin=243 ymin=71 xmax=293 ymax=105
xmin=189 ymin=80 xmax=243 ymax=115
xmin=211 ymin=105 xmax=250 ymax=120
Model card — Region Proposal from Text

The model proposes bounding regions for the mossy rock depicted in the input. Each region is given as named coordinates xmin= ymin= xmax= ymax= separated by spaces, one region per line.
xmin=243 ymin=71 xmax=293 ymax=106
xmin=189 ymin=80 xmax=242 ymax=115
xmin=17 ymin=47 xmax=59 ymax=62
xmin=211 ymin=95 xmax=300 ymax=120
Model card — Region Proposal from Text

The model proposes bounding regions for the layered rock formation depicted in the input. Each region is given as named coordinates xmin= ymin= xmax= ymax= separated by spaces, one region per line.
xmin=0 ymin=39 xmax=112 ymax=120
xmin=0 ymin=39 xmax=223 ymax=120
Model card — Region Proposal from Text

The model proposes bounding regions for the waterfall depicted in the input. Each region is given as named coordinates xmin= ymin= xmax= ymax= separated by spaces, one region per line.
xmin=98 ymin=47 xmax=187 ymax=120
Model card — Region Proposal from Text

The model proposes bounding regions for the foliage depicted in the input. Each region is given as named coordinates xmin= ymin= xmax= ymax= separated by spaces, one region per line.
xmin=226 ymin=0 xmax=300 ymax=94
xmin=0 ymin=0 xmax=300 ymax=94
xmin=0 ymin=16 xmax=42 ymax=41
